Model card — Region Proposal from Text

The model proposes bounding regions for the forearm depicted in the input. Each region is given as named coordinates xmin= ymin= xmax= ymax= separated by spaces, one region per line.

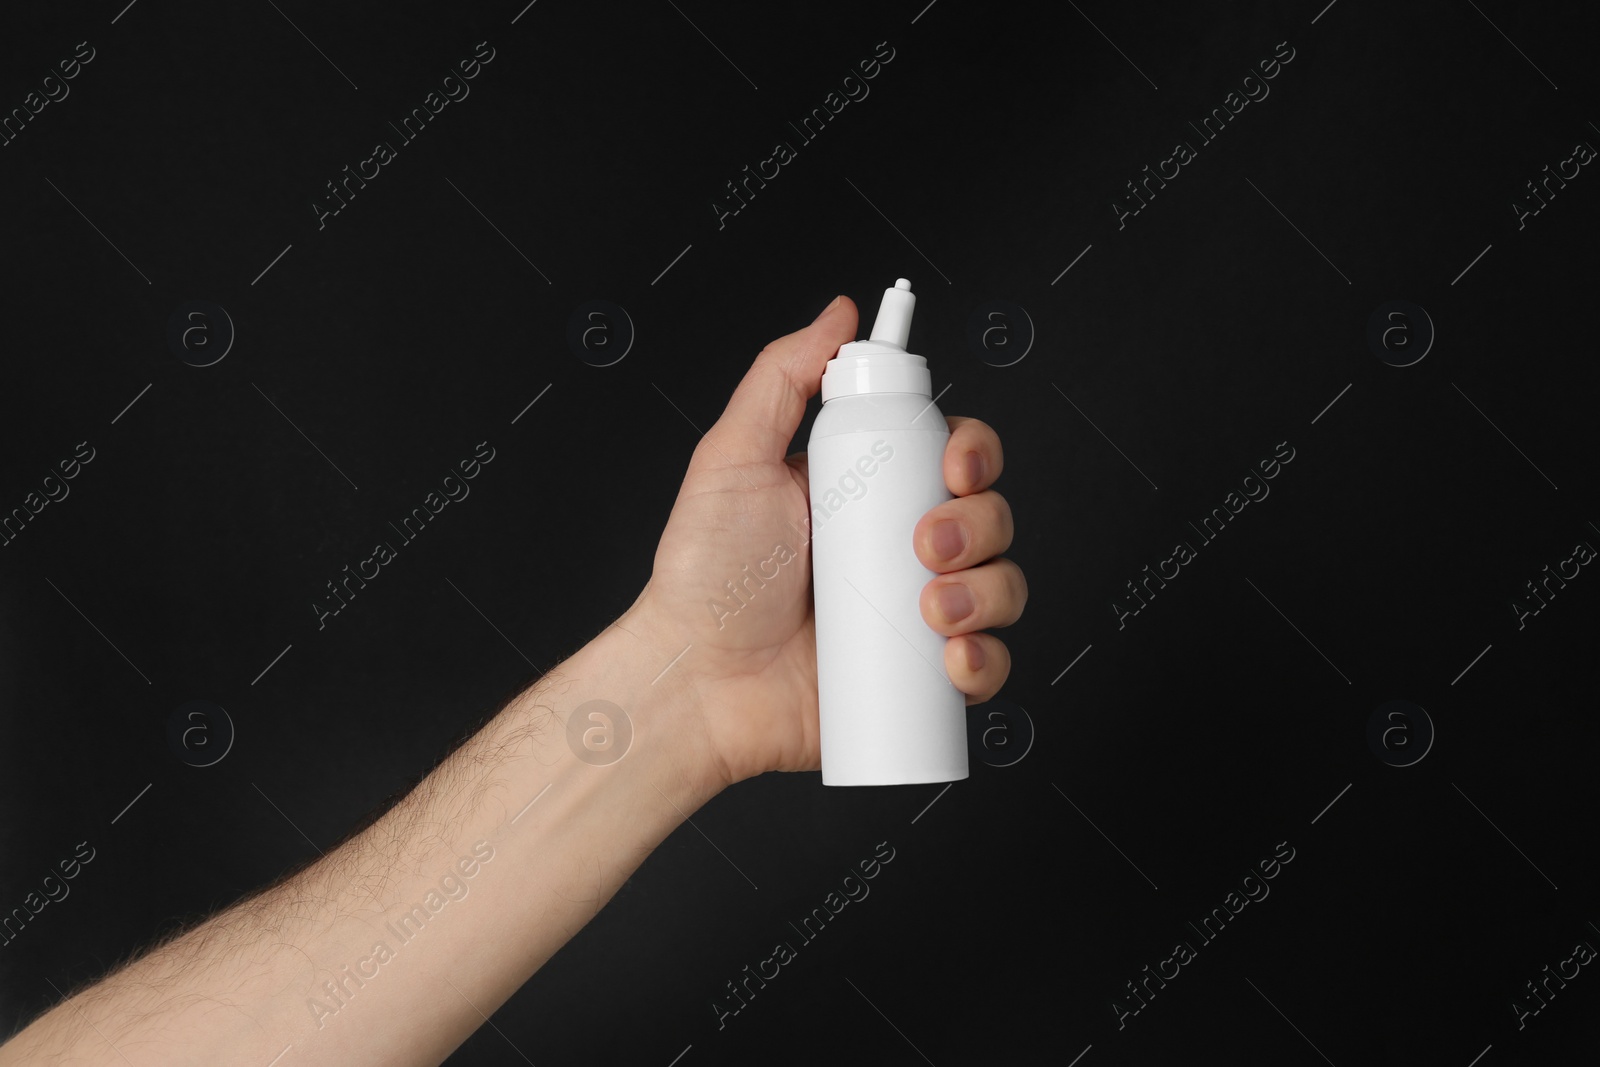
xmin=2 ymin=611 xmax=720 ymax=1067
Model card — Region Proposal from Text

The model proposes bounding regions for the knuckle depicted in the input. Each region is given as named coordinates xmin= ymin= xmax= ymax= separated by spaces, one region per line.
xmin=949 ymin=493 xmax=1004 ymax=550
xmin=1006 ymin=559 xmax=1028 ymax=608
xmin=979 ymin=560 xmax=1025 ymax=626
xmin=990 ymin=645 xmax=1012 ymax=694
xmin=969 ymin=493 xmax=1012 ymax=558
xmin=964 ymin=419 xmax=1003 ymax=464
xmin=990 ymin=492 xmax=1014 ymax=542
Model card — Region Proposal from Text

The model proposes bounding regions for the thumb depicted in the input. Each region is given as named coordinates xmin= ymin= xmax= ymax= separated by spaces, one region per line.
xmin=708 ymin=294 xmax=859 ymax=466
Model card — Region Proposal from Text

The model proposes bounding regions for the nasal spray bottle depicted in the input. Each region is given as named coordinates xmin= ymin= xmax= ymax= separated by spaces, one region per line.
xmin=809 ymin=279 xmax=967 ymax=786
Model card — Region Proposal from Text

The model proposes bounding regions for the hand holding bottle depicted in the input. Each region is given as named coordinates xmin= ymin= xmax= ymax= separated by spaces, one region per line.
xmin=620 ymin=290 xmax=1027 ymax=788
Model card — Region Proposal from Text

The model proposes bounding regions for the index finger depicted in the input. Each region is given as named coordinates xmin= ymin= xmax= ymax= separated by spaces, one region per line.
xmin=944 ymin=416 xmax=1003 ymax=496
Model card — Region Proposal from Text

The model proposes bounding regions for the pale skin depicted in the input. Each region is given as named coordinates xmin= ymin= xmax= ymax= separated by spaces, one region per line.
xmin=0 ymin=294 xmax=1026 ymax=1066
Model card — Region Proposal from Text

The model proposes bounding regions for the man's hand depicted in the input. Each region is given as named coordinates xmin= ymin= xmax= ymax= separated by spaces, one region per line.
xmin=0 ymin=292 xmax=1026 ymax=1067
xmin=620 ymin=294 xmax=1027 ymax=787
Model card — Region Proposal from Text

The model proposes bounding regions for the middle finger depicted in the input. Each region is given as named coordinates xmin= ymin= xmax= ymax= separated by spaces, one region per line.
xmin=913 ymin=489 xmax=1014 ymax=574
xmin=920 ymin=557 xmax=1028 ymax=636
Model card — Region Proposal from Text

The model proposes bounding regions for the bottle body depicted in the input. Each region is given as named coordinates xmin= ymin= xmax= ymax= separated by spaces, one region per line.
xmin=808 ymin=391 xmax=968 ymax=786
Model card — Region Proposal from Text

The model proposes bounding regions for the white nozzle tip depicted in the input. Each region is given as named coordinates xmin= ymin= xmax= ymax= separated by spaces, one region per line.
xmin=867 ymin=278 xmax=917 ymax=349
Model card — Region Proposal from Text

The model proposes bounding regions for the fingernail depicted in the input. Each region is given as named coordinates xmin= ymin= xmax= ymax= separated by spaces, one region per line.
xmin=965 ymin=636 xmax=986 ymax=672
xmin=936 ymin=583 xmax=974 ymax=623
xmin=815 ymin=295 xmax=841 ymax=321
xmin=930 ymin=520 xmax=966 ymax=561
xmin=963 ymin=450 xmax=984 ymax=488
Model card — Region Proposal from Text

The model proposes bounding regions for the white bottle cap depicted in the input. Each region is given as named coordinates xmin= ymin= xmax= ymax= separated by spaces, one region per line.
xmin=820 ymin=278 xmax=933 ymax=402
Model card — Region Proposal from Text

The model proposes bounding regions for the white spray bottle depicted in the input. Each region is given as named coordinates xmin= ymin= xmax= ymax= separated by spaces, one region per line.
xmin=809 ymin=279 xmax=967 ymax=786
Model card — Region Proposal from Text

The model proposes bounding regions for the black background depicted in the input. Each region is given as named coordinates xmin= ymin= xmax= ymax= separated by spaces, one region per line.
xmin=2 ymin=0 xmax=1597 ymax=1063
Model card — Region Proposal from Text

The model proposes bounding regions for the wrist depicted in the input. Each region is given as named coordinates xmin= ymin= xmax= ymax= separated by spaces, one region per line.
xmin=558 ymin=606 xmax=731 ymax=800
